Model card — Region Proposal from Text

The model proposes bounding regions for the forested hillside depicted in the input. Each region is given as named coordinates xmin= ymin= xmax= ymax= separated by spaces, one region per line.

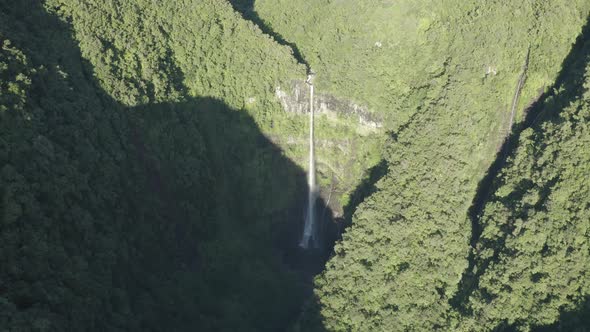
xmin=255 ymin=0 xmax=588 ymax=127
xmin=0 ymin=1 xmax=313 ymax=330
xmin=464 ymin=23 xmax=590 ymax=330
xmin=47 ymin=0 xmax=385 ymax=218
xmin=1 ymin=0 xmax=590 ymax=331
xmin=248 ymin=1 xmax=590 ymax=331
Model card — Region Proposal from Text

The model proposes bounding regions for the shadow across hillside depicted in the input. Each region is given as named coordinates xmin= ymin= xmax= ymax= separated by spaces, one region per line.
xmin=130 ymin=97 xmax=333 ymax=331
xmin=0 ymin=1 xmax=330 ymax=331
xmin=227 ymin=0 xmax=310 ymax=71
xmin=451 ymin=14 xmax=590 ymax=316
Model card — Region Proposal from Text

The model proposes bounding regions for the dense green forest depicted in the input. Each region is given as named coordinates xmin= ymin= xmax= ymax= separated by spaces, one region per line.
xmin=1 ymin=0 xmax=590 ymax=331
xmin=254 ymin=1 xmax=590 ymax=331
xmin=1 ymin=1 xmax=312 ymax=330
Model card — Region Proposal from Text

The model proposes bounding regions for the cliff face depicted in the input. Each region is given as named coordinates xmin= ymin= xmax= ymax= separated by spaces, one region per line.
xmin=271 ymin=80 xmax=385 ymax=221
xmin=275 ymin=80 xmax=383 ymax=133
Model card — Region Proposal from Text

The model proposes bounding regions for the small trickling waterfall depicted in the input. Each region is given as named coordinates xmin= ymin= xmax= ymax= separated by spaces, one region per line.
xmin=300 ymin=74 xmax=318 ymax=249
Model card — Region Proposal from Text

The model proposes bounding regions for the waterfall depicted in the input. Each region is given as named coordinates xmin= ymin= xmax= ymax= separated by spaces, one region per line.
xmin=300 ymin=74 xmax=318 ymax=249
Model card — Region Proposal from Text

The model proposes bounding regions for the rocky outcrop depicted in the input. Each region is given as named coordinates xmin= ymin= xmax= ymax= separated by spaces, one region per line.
xmin=275 ymin=80 xmax=383 ymax=131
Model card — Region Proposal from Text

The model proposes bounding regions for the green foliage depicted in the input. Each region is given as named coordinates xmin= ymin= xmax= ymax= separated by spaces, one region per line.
xmin=46 ymin=0 xmax=305 ymax=108
xmin=0 ymin=1 xmax=308 ymax=331
xmin=0 ymin=39 xmax=31 ymax=115
xmin=256 ymin=0 xmax=589 ymax=129
xmin=46 ymin=0 xmax=382 ymax=217
xmin=250 ymin=1 xmax=590 ymax=331
xmin=3 ymin=0 xmax=590 ymax=331
xmin=465 ymin=29 xmax=590 ymax=331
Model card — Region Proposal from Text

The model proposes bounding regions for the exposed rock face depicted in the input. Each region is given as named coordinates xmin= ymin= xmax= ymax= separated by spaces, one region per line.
xmin=275 ymin=80 xmax=383 ymax=131
xmin=271 ymin=81 xmax=385 ymax=222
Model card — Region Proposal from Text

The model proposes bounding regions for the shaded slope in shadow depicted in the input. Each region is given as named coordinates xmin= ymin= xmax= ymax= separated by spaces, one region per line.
xmin=0 ymin=1 xmax=332 ymax=331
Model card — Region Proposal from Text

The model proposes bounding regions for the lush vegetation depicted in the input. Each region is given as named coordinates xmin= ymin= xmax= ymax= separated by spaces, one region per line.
xmin=464 ymin=26 xmax=590 ymax=330
xmin=255 ymin=0 xmax=588 ymax=128
xmin=2 ymin=0 xmax=590 ymax=331
xmin=46 ymin=0 xmax=385 ymax=215
xmin=250 ymin=1 xmax=590 ymax=331
xmin=0 ymin=1 xmax=310 ymax=330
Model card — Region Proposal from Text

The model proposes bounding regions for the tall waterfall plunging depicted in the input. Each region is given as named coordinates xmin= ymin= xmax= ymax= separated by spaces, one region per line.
xmin=300 ymin=74 xmax=318 ymax=249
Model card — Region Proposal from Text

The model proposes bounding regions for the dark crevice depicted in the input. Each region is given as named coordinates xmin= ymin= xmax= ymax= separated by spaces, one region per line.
xmin=450 ymin=15 xmax=590 ymax=312
xmin=468 ymin=47 xmax=531 ymax=250
xmin=227 ymin=0 xmax=311 ymax=71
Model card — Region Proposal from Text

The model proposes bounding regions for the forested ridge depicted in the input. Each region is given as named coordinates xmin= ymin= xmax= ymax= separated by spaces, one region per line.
xmin=1 ymin=0 xmax=590 ymax=331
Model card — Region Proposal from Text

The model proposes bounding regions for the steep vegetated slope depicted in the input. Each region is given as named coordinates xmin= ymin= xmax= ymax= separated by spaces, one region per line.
xmin=249 ymin=1 xmax=590 ymax=331
xmin=256 ymin=0 xmax=588 ymax=128
xmin=464 ymin=24 xmax=590 ymax=331
xmin=47 ymin=0 xmax=304 ymax=107
xmin=2 ymin=0 xmax=590 ymax=331
xmin=0 ymin=1 xmax=315 ymax=330
xmin=48 ymin=0 xmax=385 ymax=220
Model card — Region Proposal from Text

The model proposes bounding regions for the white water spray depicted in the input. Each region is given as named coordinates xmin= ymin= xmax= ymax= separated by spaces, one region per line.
xmin=300 ymin=74 xmax=318 ymax=249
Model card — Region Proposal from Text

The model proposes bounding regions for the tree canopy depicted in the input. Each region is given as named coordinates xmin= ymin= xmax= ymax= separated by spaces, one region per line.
xmin=1 ymin=0 xmax=590 ymax=331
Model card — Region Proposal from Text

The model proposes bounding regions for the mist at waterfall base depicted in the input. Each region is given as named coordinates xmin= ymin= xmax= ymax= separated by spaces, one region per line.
xmin=299 ymin=187 xmax=319 ymax=249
